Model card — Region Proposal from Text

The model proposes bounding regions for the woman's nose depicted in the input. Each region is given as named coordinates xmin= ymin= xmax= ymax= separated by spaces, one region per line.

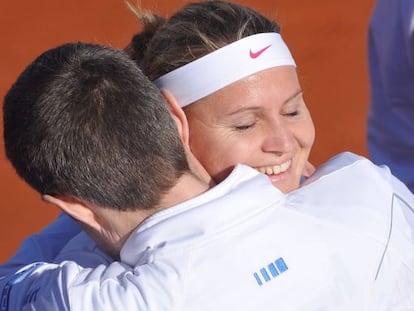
xmin=261 ymin=121 xmax=294 ymax=154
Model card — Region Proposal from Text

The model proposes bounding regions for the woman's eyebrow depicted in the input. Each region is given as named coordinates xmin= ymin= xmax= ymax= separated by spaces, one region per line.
xmin=225 ymin=106 xmax=261 ymax=117
xmin=283 ymin=89 xmax=303 ymax=105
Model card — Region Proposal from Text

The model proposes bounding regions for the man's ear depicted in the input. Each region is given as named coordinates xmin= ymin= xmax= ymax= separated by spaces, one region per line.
xmin=42 ymin=194 xmax=103 ymax=233
xmin=162 ymin=89 xmax=190 ymax=146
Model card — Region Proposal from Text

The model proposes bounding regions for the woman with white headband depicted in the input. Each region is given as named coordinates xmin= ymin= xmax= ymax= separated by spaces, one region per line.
xmin=127 ymin=0 xmax=315 ymax=194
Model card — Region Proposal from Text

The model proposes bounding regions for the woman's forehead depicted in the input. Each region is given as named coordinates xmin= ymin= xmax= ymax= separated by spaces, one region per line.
xmin=189 ymin=66 xmax=301 ymax=115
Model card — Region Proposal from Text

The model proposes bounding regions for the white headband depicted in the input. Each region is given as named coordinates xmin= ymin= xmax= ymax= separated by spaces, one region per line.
xmin=154 ymin=32 xmax=296 ymax=107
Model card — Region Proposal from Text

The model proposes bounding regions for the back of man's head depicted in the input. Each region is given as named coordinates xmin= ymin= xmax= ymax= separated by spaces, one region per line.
xmin=3 ymin=42 xmax=189 ymax=211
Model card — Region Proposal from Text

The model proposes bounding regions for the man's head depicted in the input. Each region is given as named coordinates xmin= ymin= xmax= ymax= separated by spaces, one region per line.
xmin=3 ymin=42 xmax=189 ymax=211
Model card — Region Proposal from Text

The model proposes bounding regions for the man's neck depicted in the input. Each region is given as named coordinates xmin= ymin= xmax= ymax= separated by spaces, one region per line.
xmin=157 ymin=151 xmax=216 ymax=210
xmin=157 ymin=171 xmax=213 ymax=212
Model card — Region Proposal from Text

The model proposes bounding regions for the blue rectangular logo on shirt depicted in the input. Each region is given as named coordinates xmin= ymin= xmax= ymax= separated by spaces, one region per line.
xmin=253 ymin=257 xmax=288 ymax=286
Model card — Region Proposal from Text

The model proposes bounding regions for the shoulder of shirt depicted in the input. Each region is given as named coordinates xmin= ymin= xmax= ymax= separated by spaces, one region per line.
xmin=304 ymin=151 xmax=391 ymax=184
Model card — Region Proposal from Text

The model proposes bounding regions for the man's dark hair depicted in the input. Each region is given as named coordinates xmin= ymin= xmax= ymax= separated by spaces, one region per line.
xmin=3 ymin=42 xmax=189 ymax=210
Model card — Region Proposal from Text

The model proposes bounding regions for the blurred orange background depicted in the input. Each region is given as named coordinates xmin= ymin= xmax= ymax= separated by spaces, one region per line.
xmin=0 ymin=0 xmax=374 ymax=262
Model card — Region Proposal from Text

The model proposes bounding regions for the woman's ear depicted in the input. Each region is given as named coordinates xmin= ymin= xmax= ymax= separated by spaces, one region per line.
xmin=42 ymin=194 xmax=103 ymax=233
xmin=162 ymin=89 xmax=190 ymax=146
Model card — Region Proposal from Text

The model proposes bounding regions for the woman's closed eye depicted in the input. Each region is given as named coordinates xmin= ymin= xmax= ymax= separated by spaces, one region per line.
xmin=282 ymin=93 xmax=305 ymax=117
xmin=234 ymin=122 xmax=256 ymax=131
xmin=283 ymin=110 xmax=299 ymax=117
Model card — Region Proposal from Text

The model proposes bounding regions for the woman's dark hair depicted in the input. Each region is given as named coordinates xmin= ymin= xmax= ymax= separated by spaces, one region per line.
xmin=125 ymin=1 xmax=280 ymax=80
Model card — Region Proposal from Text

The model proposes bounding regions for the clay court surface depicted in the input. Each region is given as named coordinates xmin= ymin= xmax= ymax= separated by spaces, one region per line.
xmin=0 ymin=0 xmax=374 ymax=262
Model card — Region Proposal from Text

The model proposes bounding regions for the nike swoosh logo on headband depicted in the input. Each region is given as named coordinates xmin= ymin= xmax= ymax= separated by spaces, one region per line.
xmin=249 ymin=45 xmax=272 ymax=59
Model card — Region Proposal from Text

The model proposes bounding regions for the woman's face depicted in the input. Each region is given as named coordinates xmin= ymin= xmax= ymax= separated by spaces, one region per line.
xmin=184 ymin=66 xmax=315 ymax=193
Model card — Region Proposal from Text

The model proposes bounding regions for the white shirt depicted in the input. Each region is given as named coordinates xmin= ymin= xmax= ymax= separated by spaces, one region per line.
xmin=1 ymin=152 xmax=414 ymax=310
